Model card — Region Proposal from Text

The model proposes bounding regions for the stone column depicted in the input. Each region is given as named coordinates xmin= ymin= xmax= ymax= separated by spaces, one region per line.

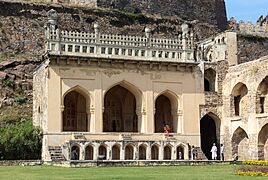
xmin=159 ymin=143 xmax=164 ymax=160
xmin=146 ymin=91 xmax=154 ymax=133
xmin=171 ymin=144 xmax=176 ymax=160
xmin=80 ymin=144 xmax=85 ymax=160
xmin=94 ymin=73 xmax=103 ymax=133
xmin=121 ymin=144 xmax=125 ymax=160
xmin=89 ymin=107 xmax=94 ymax=133
xmin=147 ymin=146 xmax=151 ymax=160
xmin=93 ymin=143 xmax=98 ymax=160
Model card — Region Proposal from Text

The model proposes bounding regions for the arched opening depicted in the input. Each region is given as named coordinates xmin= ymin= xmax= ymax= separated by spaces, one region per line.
xmin=231 ymin=83 xmax=248 ymax=116
xmin=71 ymin=145 xmax=80 ymax=160
xmin=231 ymin=127 xmax=249 ymax=160
xmin=258 ymin=124 xmax=268 ymax=160
xmin=63 ymin=90 xmax=88 ymax=132
xmin=125 ymin=144 xmax=134 ymax=160
xmin=139 ymin=144 xmax=147 ymax=160
xmin=256 ymin=77 xmax=268 ymax=114
xmin=151 ymin=145 xmax=159 ymax=160
xmin=177 ymin=145 xmax=185 ymax=160
xmin=98 ymin=145 xmax=107 ymax=160
xmin=112 ymin=144 xmax=120 ymax=160
xmin=155 ymin=95 xmax=173 ymax=133
xmin=103 ymin=85 xmax=138 ymax=132
xmin=85 ymin=145 xmax=93 ymax=160
xmin=200 ymin=113 xmax=221 ymax=160
xmin=164 ymin=145 xmax=172 ymax=160
xmin=204 ymin=78 xmax=210 ymax=91
xmin=204 ymin=68 xmax=216 ymax=92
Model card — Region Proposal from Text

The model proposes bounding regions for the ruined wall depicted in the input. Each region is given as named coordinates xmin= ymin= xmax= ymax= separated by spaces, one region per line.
xmin=237 ymin=35 xmax=268 ymax=64
xmin=97 ymin=0 xmax=227 ymax=30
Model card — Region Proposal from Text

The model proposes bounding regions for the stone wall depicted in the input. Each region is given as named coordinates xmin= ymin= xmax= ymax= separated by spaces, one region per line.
xmin=222 ymin=55 xmax=268 ymax=160
xmin=237 ymin=35 xmax=268 ymax=64
xmin=97 ymin=0 xmax=227 ymax=30
xmin=229 ymin=16 xmax=268 ymax=38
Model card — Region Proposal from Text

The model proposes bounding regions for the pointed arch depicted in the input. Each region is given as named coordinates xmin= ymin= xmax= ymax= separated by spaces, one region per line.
xmin=176 ymin=144 xmax=186 ymax=160
xmin=151 ymin=144 xmax=159 ymax=160
xmin=154 ymin=90 xmax=179 ymax=133
xmin=231 ymin=127 xmax=249 ymax=160
xmin=139 ymin=144 xmax=147 ymax=160
xmin=85 ymin=144 xmax=94 ymax=160
xmin=62 ymin=85 xmax=92 ymax=106
xmin=204 ymin=68 xmax=216 ymax=92
xmin=71 ymin=144 xmax=80 ymax=160
xmin=62 ymin=86 xmax=91 ymax=132
xmin=164 ymin=144 xmax=172 ymax=160
xmin=112 ymin=144 xmax=121 ymax=160
xmin=103 ymin=81 xmax=143 ymax=132
xmin=231 ymin=83 xmax=248 ymax=116
xmin=256 ymin=76 xmax=268 ymax=114
xmin=125 ymin=144 xmax=134 ymax=160
xmin=104 ymin=80 xmax=143 ymax=108
xmin=200 ymin=112 xmax=221 ymax=160
xmin=258 ymin=123 xmax=268 ymax=160
xmin=98 ymin=144 xmax=108 ymax=160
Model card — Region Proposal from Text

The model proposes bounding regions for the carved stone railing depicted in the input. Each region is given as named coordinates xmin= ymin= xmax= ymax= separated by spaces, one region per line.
xmin=45 ymin=9 xmax=195 ymax=63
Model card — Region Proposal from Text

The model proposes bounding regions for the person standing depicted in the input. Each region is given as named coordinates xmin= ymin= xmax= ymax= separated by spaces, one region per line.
xmin=210 ymin=143 xmax=217 ymax=160
xmin=191 ymin=146 xmax=195 ymax=160
xmin=220 ymin=144 xmax=225 ymax=161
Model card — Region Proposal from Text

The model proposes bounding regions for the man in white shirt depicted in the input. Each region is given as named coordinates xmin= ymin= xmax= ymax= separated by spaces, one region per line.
xmin=210 ymin=143 xmax=217 ymax=160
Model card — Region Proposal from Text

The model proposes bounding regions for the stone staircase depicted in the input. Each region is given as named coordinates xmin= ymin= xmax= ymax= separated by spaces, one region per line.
xmin=48 ymin=146 xmax=65 ymax=161
xmin=195 ymin=147 xmax=208 ymax=160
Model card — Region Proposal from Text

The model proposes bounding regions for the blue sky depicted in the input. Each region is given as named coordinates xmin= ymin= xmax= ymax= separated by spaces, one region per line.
xmin=225 ymin=0 xmax=268 ymax=23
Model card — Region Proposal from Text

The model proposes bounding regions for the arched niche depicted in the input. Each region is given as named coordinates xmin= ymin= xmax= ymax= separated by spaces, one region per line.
xmin=256 ymin=77 xmax=268 ymax=114
xmin=231 ymin=127 xmax=249 ymax=160
xmin=258 ymin=124 xmax=268 ymax=160
xmin=231 ymin=83 xmax=248 ymax=116
xmin=204 ymin=68 xmax=216 ymax=92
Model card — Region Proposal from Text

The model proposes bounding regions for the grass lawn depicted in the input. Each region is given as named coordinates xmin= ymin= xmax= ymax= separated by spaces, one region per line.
xmin=0 ymin=164 xmax=264 ymax=180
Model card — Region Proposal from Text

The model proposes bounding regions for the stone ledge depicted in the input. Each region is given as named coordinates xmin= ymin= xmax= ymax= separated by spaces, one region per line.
xmin=0 ymin=160 xmax=43 ymax=166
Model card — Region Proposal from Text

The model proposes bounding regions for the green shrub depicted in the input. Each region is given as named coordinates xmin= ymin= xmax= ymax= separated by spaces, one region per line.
xmin=14 ymin=96 xmax=27 ymax=105
xmin=0 ymin=120 xmax=42 ymax=160
xmin=2 ymin=79 xmax=15 ymax=89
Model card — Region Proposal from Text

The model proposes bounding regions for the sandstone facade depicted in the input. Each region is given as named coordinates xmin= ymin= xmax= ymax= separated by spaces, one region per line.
xmin=33 ymin=9 xmax=268 ymax=162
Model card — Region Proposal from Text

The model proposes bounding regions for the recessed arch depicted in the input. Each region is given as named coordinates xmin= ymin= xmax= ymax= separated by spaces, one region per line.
xmin=176 ymin=144 xmax=186 ymax=160
xmin=164 ymin=144 xmax=172 ymax=160
xmin=258 ymin=123 xmax=268 ymax=160
xmin=104 ymin=80 xmax=143 ymax=109
xmin=139 ymin=144 xmax=147 ymax=160
xmin=85 ymin=144 xmax=94 ymax=160
xmin=112 ymin=144 xmax=121 ymax=160
xmin=103 ymin=84 xmax=138 ymax=132
xmin=204 ymin=68 xmax=216 ymax=92
xmin=200 ymin=112 xmax=221 ymax=160
xmin=98 ymin=144 xmax=107 ymax=160
xmin=62 ymin=85 xmax=92 ymax=107
xmin=71 ymin=144 xmax=80 ymax=160
xmin=231 ymin=83 xmax=248 ymax=116
xmin=63 ymin=87 xmax=90 ymax=132
xmin=151 ymin=144 xmax=159 ymax=160
xmin=125 ymin=144 xmax=134 ymax=160
xmin=154 ymin=90 xmax=179 ymax=133
xmin=231 ymin=127 xmax=249 ymax=160
xmin=256 ymin=76 xmax=268 ymax=114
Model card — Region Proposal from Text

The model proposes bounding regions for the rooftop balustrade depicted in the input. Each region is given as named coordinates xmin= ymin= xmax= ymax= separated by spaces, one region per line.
xmin=45 ymin=9 xmax=195 ymax=63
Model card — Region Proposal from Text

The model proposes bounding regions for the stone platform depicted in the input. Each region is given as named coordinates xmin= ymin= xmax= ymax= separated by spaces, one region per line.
xmin=44 ymin=160 xmax=240 ymax=167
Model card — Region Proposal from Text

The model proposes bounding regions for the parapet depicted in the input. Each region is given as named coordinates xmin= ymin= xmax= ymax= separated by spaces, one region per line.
xmin=229 ymin=16 xmax=268 ymax=37
xmin=45 ymin=10 xmax=196 ymax=63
